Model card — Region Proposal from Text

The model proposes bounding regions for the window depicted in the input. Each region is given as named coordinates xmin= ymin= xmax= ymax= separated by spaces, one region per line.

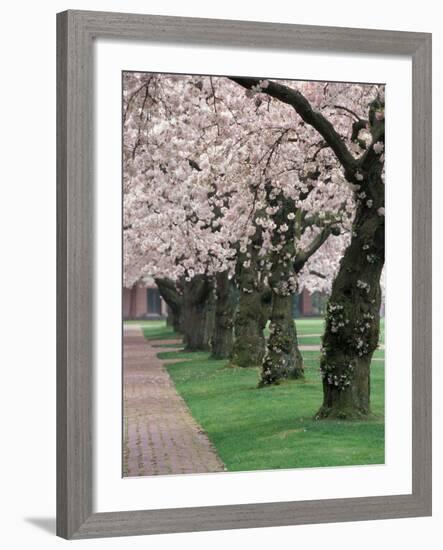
xmin=147 ymin=288 xmax=161 ymax=315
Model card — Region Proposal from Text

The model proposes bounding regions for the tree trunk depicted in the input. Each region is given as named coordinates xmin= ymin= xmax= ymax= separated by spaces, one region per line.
xmin=230 ymin=267 xmax=271 ymax=368
xmin=316 ymin=169 xmax=384 ymax=419
xmin=155 ymin=277 xmax=183 ymax=333
xmin=211 ymin=271 xmax=236 ymax=359
xmin=166 ymin=306 xmax=182 ymax=333
xmin=260 ymin=293 xmax=304 ymax=386
xmin=166 ymin=306 xmax=172 ymax=326
xmin=259 ymin=188 xmax=304 ymax=386
xmin=182 ymin=275 xmax=215 ymax=351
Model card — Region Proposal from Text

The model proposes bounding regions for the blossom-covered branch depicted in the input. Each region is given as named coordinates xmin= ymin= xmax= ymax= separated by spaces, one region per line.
xmin=229 ymin=77 xmax=357 ymax=176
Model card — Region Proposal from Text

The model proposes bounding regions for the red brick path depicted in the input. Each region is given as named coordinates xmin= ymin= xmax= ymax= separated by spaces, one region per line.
xmin=123 ymin=328 xmax=224 ymax=477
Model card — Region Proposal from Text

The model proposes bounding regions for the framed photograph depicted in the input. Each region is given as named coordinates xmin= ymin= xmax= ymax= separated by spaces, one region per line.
xmin=57 ymin=10 xmax=432 ymax=539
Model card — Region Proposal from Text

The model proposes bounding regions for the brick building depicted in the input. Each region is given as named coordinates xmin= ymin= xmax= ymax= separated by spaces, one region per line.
xmin=123 ymin=280 xmax=167 ymax=320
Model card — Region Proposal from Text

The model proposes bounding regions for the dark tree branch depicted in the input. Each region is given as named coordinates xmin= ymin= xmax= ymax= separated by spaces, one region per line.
xmin=309 ymin=269 xmax=327 ymax=279
xmin=229 ymin=77 xmax=357 ymax=175
xmin=155 ymin=278 xmax=182 ymax=310
xmin=351 ymin=119 xmax=369 ymax=150
xmin=293 ymin=226 xmax=336 ymax=273
xmin=333 ymin=104 xmax=363 ymax=121
xmin=309 ymin=141 xmax=329 ymax=162
xmin=358 ymin=97 xmax=385 ymax=171
xmin=188 ymin=159 xmax=202 ymax=171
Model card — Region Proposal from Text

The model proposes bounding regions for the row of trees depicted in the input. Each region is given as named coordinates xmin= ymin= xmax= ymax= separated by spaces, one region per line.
xmin=123 ymin=72 xmax=385 ymax=419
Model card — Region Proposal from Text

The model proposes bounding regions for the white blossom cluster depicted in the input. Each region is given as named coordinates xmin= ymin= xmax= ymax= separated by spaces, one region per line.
xmin=356 ymin=280 xmax=371 ymax=294
xmin=320 ymin=362 xmax=354 ymax=391
xmin=351 ymin=312 xmax=377 ymax=357
xmin=274 ymin=275 xmax=298 ymax=297
xmin=325 ymin=302 xmax=350 ymax=335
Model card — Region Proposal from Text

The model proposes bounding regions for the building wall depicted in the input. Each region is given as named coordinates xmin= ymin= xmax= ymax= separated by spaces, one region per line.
xmin=122 ymin=287 xmax=132 ymax=318
xmin=299 ymin=289 xmax=313 ymax=316
xmin=123 ymin=284 xmax=167 ymax=320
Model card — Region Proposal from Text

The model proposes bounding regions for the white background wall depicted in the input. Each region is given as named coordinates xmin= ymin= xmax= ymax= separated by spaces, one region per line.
xmin=0 ymin=0 xmax=440 ymax=548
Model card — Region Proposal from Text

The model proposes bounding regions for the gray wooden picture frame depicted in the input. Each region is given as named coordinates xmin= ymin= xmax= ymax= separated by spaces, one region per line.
xmin=57 ymin=9 xmax=432 ymax=539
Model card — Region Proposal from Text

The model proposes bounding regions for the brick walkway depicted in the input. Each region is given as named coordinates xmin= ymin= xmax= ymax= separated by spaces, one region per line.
xmin=123 ymin=327 xmax=224 ymax=477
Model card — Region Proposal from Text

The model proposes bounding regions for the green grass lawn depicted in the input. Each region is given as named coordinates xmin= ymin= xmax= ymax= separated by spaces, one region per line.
xmin=140 ymin=319 xmax=385 ymax=473
xmin=132 ymin=317 xmax=384 ymax=346
xmin=132 ymin=320 xmax=178 ymax=340
xmin=298 ymin=335 xmax=322 ymax=346
xmin=294 ymin=318 xmax=325 ymax=335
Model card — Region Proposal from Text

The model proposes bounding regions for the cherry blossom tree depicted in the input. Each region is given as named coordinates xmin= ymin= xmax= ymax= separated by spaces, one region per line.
xmin=230 ymin=77 xmax=385 ymax=416
xmin=123 ymin=73 xmax=246 ymax=351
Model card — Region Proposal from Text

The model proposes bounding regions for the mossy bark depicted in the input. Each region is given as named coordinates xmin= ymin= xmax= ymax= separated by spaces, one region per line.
xmin=211 ymin=271 xmax=237 ymax=359
xmin=259 ymin=189 xmax=304 ymax=386
xmin=260 ymin=294 xmax=304 ymax=386
xmin=182 ymin=275 xmax=215 ymax=351
xmin=230 ymin=265 xmax=271 ymax=368
xmin=317 ymin=142 xmax=385 ymax=419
